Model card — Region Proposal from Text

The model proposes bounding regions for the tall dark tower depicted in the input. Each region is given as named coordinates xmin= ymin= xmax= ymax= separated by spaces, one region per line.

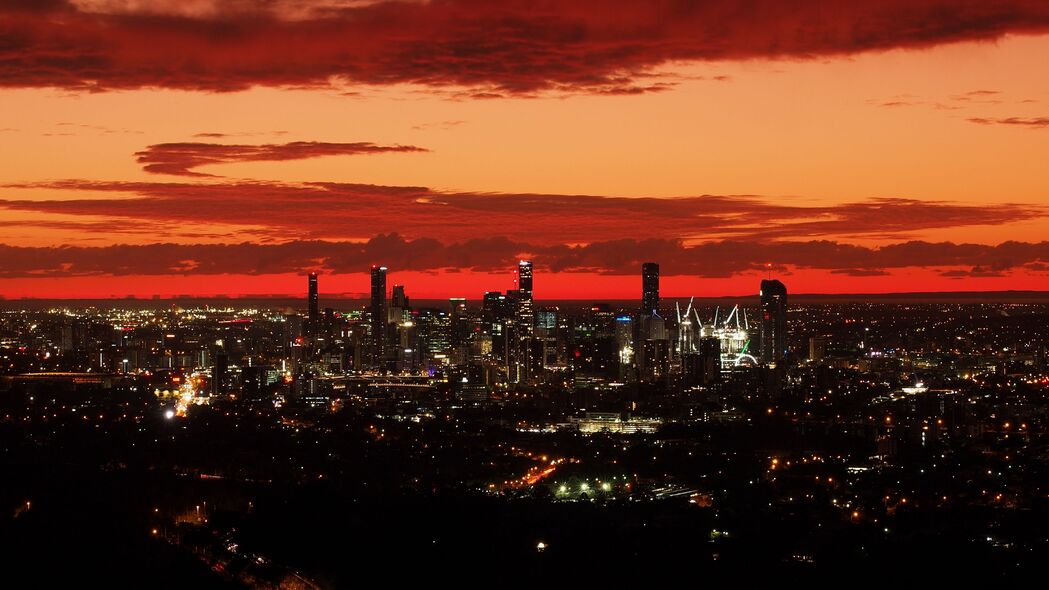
xmin=517 ymin=260 xmax=534 ymax=335
xmin=641 ymin=262 xmax=659 ymax=315
xmin=760 ymin=279 xmax=788 ymax=365
xmin=389 ymin=285 xmax=409 ymax=324
xmin=212 ymin=352 xmax=229 ymax=396
xmin=370 ymin=265 xmax=388 ymax=366
xmin=307 ymin=272 xmax=319 ymax=334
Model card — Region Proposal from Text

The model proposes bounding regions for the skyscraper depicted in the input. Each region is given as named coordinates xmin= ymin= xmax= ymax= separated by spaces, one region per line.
xmin=370 ymin=265 xmax=388 ymax=367
xmin=449 ymin=297 xmax=469 ymax=347
xmin=641 ymin=262 xmax=659 ymax=315
xmin=390 ymin=284 xmax=409 ymax=324
xmin=517 ymin=260 xmax=534 ymax=335
xmin=392 ymin=285 xmax=408 ymax=308
xmin=307 ymin=272 xmax=319 ymax=334
xmin=212 ymin=352 xmax=228 ymax=396
xmin=760 ymin=279 xmax=788 ymax=365
xmin=482 ymin=291 xmax=512 ymax=325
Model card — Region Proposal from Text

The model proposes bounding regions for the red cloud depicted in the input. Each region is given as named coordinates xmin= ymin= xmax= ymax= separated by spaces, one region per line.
xmin=2 ymin=1 xmax=1049 ymax=94
xmin=968 ymin=117 xmax=1049 ymax=128
xmin=2 ymin=180 xmax=1041 ymax=245
xmin=0 ymin=236 xmax=1046 ymax=278
xmin=134 ymin=141 xmax=428 ymax=177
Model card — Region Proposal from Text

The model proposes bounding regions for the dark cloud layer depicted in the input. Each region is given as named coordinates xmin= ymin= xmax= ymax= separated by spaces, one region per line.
xmin=2 ymin=1 xmax=1049 ymax=94
xmin=135 ymin=141 xmax=427 ymax=176
xmin=1 ymin=235 xmax=1047 ymax=278
xmin=968 ymin=117 xmax=1049 ymax=129
xmin=2 ymin=180 xmax=1040 ymax=245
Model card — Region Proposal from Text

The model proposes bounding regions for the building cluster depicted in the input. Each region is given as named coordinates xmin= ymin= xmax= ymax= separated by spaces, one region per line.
xmin=3 ymin=278 xmax=1049 ymax=579
xmin=277 ymin=262 xmax=792 ymax=405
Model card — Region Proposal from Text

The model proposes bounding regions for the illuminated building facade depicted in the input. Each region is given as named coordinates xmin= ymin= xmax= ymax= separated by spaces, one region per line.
xmin=307 ymin=272 xmax=319 ymax=335
xmin=517 ymin=260 xmax=534 ymax=335
xmin=370 ymin=265 xmax=388 ymax=368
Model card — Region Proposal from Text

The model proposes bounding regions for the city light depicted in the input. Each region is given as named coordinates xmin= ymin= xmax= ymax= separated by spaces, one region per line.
xmin=0 ymin=0 xmax=1047 ymax=582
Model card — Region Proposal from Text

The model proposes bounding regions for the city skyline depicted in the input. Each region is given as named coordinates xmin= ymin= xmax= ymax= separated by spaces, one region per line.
xmin=2 ymin=1 xmax=1049 ymax=299
xmin=5 ymin=5 xmax=1049 ymax=584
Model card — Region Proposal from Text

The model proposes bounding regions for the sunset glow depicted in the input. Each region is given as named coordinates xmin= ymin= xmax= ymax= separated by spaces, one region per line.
xmin=2 ymin=1 xmax=1048 ymax=299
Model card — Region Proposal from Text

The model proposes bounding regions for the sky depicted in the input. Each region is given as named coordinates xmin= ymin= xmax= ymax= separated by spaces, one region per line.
xmin=1 ymin=0 xmax=1048 ymax=300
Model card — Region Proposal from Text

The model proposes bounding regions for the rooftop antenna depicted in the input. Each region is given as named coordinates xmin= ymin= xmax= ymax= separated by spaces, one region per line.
xmin=766 ymin=262 xmax=772 ymax=280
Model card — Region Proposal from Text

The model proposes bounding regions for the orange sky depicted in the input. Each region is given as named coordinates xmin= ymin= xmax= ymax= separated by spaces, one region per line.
xmin=1 ymin=1 xmax=1048 ymax=299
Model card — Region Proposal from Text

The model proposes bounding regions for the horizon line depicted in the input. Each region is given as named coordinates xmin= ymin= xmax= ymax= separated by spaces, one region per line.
xmin=3 ymin=289 xmax=1049 ymax=304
